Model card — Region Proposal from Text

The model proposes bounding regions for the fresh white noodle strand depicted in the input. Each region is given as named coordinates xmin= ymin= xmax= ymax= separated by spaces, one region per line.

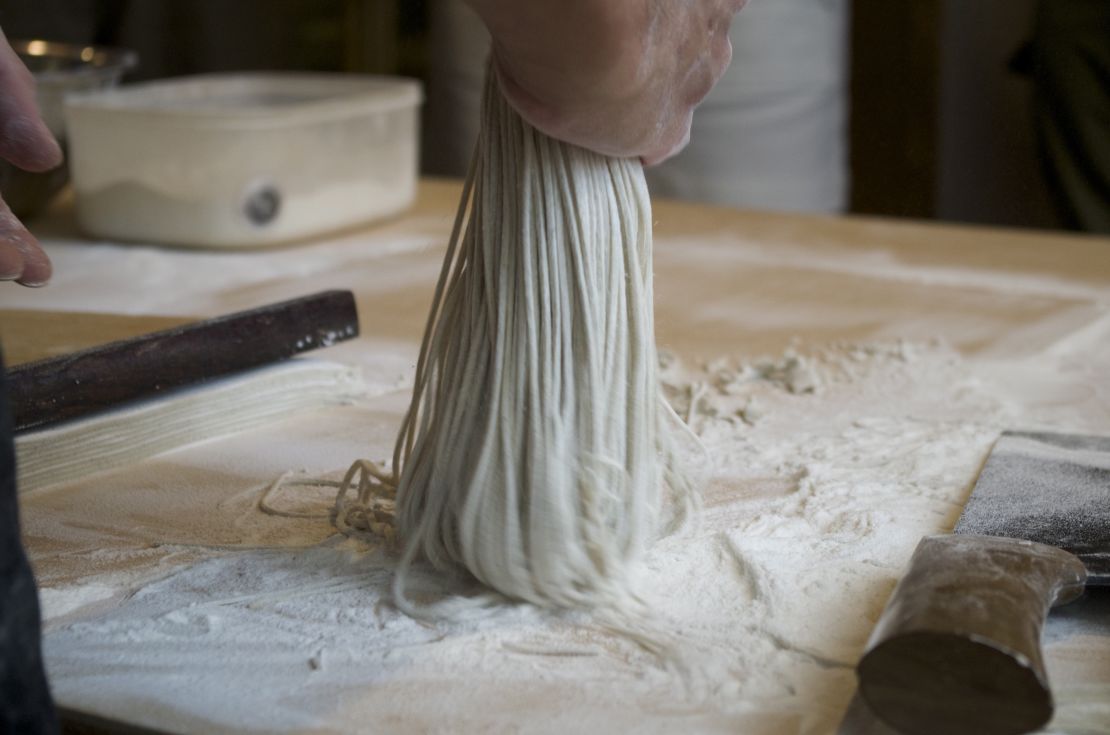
xmin=340 ymin=70 xmax=693 ymax=613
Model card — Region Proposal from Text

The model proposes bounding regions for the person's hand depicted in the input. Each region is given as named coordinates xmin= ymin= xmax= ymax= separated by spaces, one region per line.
xmin=0 ymin=29 xmax=63 ymax=287
xmin=466 ymin=0 xmax=745 ymax=165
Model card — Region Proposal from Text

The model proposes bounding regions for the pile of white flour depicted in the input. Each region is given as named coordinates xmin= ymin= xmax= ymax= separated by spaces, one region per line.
xmin=38 ymin=332 xmax=1110 ymax=734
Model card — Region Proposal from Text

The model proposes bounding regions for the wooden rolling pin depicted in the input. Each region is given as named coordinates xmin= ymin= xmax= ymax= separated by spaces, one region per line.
xmin=8 ymin=290 xmax=359 ymax=432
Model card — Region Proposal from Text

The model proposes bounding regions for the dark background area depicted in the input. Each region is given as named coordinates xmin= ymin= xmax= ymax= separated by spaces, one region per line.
xmin=0 ymin=0 xmax=1090 ymax=232
xmin=851 ymin=0 xmax=1062 ymax=230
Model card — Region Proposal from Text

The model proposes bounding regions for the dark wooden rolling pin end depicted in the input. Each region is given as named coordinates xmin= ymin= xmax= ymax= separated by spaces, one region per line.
xmin=8 ymin=289 xmax=360 ymax=432
xmin=856 ymin=534 xmax=1086 ymax=735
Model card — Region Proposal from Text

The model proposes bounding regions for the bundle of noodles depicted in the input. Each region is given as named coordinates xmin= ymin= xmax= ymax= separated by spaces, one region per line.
xmin=340 ymin=68 xmax=692 ymax=613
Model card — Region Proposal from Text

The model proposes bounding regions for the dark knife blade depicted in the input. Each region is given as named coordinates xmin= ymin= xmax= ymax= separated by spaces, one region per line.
xmin=954 ymin=430 xmax=1110 ymax=584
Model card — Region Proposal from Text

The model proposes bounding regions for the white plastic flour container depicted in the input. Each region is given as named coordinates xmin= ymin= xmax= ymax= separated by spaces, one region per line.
xmin=64 ymin=73 xmax=423 ymax=248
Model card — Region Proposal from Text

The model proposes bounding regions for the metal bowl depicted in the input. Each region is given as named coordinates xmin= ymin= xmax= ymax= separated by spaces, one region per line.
xmin=0 ymin=40 xmax=137 ymax=218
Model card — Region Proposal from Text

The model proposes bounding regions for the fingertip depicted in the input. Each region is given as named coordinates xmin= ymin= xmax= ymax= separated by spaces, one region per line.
xmin=0 ymin=114 xmax=64 ymax=172
xmin=10 ymin=228 xmax=53 ymax=286
xmin=642 ymin=116 xmax=693 ymax=167
xmin=38 ymin=126 xmax=64 ymax=169
xmin=0 ymin=203 xmax=53 ymax=286
xmin=15 ymin=251 xmax=52 ymax=286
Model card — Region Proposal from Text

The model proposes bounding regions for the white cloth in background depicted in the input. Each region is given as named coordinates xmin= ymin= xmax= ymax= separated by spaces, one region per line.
xmin=423 ymin=0 xmax=850 ymax=213
xmin=647 ymin=0 xmax=850 ymax=212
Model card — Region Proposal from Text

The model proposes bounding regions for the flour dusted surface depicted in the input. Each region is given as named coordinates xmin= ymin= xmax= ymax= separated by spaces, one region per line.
xmin=39 ymin=334 xmax=1110 ymax=734
xmin=19 ymin=183 xmax=1110 ymax=734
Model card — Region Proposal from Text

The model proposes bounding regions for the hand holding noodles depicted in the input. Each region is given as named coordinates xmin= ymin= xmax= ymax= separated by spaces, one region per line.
xmin=343 ymin=69 xmax=693 ymax=613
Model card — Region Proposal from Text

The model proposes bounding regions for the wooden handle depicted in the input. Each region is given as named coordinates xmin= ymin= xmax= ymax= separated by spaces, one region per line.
xmin=58 ymin=706 xmax=170 ymax=735
xmin=8 ymin=290 xmax=359 ymax=432
xmin=856 ymin=534 xmax=1086 ymax=735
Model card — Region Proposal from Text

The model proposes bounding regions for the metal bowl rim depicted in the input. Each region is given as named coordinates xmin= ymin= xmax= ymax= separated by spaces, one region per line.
xmin=9 ymin=39 xmax=138 ymax=80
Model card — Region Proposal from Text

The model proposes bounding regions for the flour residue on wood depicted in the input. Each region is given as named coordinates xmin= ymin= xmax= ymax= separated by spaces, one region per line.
xmin=39 ymin=335 xmax=1110 ymax=735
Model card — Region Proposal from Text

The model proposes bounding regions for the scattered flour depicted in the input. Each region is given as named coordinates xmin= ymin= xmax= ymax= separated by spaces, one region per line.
xmin=38 ymin=335 xmax=1110 ymax=734
xmin=38 ymin=582 xmax=122 ymax=622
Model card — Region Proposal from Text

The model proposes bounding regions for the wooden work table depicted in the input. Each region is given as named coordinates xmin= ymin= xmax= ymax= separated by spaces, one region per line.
xmin=8 ymin=179 xmax=1110 ymax=361
xmin=5 ymin=178 xmax=1109 ymax=362
xmin=3 ymin=179 xmax=1109 ymax=735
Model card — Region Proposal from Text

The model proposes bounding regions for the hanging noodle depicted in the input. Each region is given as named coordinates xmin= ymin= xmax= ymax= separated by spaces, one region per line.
xmin=334 ymin=69 xmax=693 ymax=613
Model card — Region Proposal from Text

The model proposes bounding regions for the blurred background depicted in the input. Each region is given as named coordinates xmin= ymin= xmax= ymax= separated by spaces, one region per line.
xmin=1 ymin=0 xmax=1106 ymax=234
